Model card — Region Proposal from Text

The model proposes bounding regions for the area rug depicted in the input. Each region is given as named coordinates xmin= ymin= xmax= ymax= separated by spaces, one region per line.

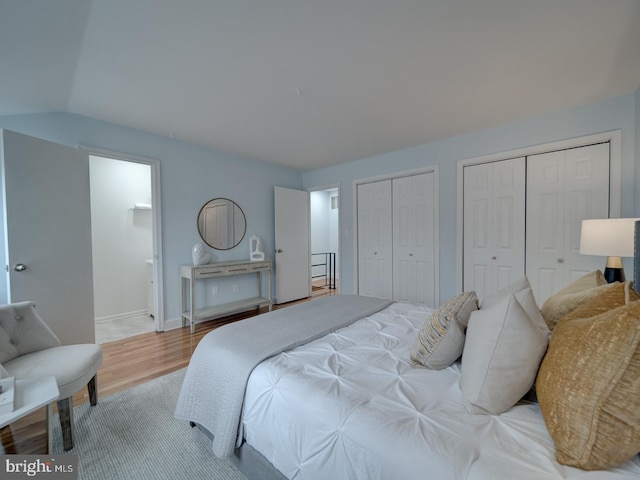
xmin=52 ymin=368 xmax=246 ymax=480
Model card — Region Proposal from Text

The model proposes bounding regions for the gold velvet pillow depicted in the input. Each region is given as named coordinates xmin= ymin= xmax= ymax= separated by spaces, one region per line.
xmin=536 ymin=298 xmax=640 ymax=470
xmin=558 ymin=281 xmax=639 ymax=325
xmin=540 ymin=270 xmax=614 ymax=331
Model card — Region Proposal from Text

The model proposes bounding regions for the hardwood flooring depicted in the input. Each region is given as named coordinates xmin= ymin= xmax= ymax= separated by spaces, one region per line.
xmin=0 ymin=283 xmax=337 ymax=454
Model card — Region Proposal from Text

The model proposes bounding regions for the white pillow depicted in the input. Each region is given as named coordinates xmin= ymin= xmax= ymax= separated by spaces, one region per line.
xmin=461 ymin=287 xmax=550 ymax=415
xmin=480 ymin=275 xmax=531 ymax=309
xmin=410 ymin=291 xmax=478 ymax=370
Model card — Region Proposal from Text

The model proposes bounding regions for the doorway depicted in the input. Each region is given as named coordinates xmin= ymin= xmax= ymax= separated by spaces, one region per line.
xmin=89 ymin=154 xmax=159 ymax=343
xmin=310 ymin=186 xmax=340 ymax=295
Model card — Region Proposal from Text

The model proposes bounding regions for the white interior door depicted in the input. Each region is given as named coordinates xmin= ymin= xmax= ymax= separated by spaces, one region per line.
xmin=357 ymin=180 xmax=393 ymax=299
xmin=392 ymin=173 xmax=436 ymax=306
xmin=274 ymin=186 xmax=310 ymax=304
xmin=1 ymin=129 xmax=95 ymax=344
xmin=526 ymin=143 xmax=610 ymax=304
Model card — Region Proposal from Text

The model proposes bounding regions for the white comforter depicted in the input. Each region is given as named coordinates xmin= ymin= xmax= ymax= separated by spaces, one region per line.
xmin=242 ymin=302 xmax=640 ymax=480
xmin=175 ymin=294 xmax=391 ymax=458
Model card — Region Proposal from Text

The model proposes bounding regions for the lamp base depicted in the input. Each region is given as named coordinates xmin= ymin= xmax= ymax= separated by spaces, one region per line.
xmin=604 ymin=256 xmax=625 ymax=283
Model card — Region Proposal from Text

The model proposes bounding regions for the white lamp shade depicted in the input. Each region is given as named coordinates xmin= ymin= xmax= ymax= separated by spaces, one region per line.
xmin=579 ymin=218 xmax=640 ymax=257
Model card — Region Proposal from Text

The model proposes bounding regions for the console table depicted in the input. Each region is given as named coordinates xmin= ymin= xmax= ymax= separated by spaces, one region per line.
xmin=180 ymin=260 xmax=272 ymax=333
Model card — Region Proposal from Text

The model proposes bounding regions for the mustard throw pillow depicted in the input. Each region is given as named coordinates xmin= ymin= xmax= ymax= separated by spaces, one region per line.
xmin=536 ymin=299 xmax=640 ymax=470
xmin=540 ymin=270 xmax=614 ymax=331
xmin=558 ymin=281 xmax=639 ymax=324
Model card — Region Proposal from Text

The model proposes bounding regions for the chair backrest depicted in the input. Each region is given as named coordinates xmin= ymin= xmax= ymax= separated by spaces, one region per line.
xmin=0 ymin=301 xmax=62 ymax=363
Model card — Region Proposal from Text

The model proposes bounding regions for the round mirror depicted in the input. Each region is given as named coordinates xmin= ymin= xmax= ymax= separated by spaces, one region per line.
xmin=197 ymin=198 xmax=246 ymax=250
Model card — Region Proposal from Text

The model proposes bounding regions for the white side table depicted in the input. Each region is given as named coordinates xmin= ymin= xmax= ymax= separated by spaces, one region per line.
xmin=0 ymin=376 xmax=59 ymax=453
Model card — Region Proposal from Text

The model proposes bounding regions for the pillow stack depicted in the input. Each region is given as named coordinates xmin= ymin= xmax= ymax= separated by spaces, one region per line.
xmin=411 ymin=269 xmax=640 ymax=470
xmin=536 ymin=280 xmax=640 ymax=470
xmin=411 ymin=276 xmax=551 ymax=415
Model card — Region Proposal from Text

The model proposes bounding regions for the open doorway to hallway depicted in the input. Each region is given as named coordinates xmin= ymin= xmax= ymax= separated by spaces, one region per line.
xmin=90 ymin=155 xmax=155 ymax=344
xmin=310 ymin=187 xmax=340 ymax=295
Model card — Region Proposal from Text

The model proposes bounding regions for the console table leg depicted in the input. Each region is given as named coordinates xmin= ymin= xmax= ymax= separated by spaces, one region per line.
xmin=46 ymin=403 xmax=53 ymax=454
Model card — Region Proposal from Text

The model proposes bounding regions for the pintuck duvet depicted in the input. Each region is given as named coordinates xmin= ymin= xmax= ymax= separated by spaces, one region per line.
xmin=240 ymin=302 xmax=640 ymax=480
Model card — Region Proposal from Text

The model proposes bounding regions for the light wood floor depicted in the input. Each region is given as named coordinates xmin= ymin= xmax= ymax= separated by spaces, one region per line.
xmin=1 ymin=283 xmax=337 ymax=454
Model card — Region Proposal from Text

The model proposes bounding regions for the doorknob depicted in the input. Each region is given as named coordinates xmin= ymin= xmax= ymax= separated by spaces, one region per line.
xmin=13 ymin=263 xmax=27 ymax=272
xmin=277 ymin=249 xmax=283 ymax=253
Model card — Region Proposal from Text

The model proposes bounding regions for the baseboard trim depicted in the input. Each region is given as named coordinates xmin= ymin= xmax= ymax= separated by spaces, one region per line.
xmin=95 ymin=309 xmax=149 ymax=324
xmin=163 ymin=316 xmax=183 ymax=331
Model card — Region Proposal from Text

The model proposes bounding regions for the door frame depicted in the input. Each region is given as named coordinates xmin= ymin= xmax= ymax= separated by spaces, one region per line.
xmin=79 ymin=145 xmax=165 ymax=332
xmin=456 ymin=130 xmax=622 ymax=293
xmin=309 ymin=183 xmax=342 ymax=294
xmin=353 ymin=165 xmax=440 ymax=305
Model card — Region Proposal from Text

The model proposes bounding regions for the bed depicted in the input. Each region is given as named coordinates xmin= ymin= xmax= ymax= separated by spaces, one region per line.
xmin=175 ymin=280 xmax=640 ymax=480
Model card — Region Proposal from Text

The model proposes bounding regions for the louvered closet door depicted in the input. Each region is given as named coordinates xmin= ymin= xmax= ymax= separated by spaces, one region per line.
xmin=392 ymin=172 xmax=436 ymax=306
xmin=357 ymin=180 xmax=393 ymax=299
xmin=463 ymin=158 xmax=526 ymax=301
xmin=526 ymin=143 xmax=610 ymax=305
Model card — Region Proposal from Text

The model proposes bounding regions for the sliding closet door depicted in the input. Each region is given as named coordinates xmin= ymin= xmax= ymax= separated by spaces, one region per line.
xmin=392 ymin=173 xmax=436 ymax=306
xmin=357 ymin=180 xmax=393 ymax=299
xmin=526 ymin=143 xmax=610 ymax=304
xmin=463 ymin=158 xmax=525 ymax=301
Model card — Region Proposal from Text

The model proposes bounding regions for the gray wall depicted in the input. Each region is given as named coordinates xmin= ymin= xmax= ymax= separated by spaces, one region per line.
xmin=0 ymin=112 xmax=302 ymax=325
xmin=302 ymin=91 xmax=639 ymax=304
xmin=1 ymin=89 xmax=638 ymax=324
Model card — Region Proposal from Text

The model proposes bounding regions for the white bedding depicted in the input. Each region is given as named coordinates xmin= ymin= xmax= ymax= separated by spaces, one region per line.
xmin=175 ymin=294 xmax=391 ymax=458
xmin=241 ymin=302 xmax=640 ymax=480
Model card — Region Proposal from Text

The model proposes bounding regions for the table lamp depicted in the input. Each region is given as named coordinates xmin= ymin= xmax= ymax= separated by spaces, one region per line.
xmin=579 ymin=218 xmax=640 ymax=283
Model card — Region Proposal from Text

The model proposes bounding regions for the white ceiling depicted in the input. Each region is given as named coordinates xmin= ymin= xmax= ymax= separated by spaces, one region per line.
xmin=2 ymin=1 xmax=640 ymax=171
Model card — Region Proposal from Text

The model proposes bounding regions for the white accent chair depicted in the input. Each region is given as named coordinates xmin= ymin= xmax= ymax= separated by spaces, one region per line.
xmin=0 ymin=301 xmax=103 ymax=451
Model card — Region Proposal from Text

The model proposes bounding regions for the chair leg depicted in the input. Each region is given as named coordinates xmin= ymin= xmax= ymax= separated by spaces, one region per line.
xmin=87 ymin=375 xmax=98 ymax=406
xmin=57 ymin=397 xmax=74 ymax=451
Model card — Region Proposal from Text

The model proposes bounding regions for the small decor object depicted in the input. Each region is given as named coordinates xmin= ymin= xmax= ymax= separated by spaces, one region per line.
xmin=250 ymin=235 xmax=265 ymax=261
xmin=192 ymin=243 xmax=212 ymax=265
xmin=0 ymin=376 xmax=16 ymax=414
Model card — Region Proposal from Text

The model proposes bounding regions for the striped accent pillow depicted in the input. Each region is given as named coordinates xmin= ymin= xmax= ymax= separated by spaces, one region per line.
xmin=411 ymin=291 xmax=478 ymax=370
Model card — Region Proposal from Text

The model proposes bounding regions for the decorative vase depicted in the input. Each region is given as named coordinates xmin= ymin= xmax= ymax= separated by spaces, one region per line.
xmin=192 ymin=243 xmax=212 ymax=265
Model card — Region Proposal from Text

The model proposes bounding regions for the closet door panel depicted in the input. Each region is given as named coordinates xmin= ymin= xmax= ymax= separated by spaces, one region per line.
xmin=526 ymin=150 xmax=566 ymax=301
xmin=357 ymin=181 xmax=393 ymax=299
xmin=463 ymin=158 xmax=525 ymax=299
xmin=563 ymin=144 xmax=610 ymax=273
xmin=463 ymin=164 xmax=494 ymax=295
xmin=493 ymin=159 xmax=526 ymax=291
xmin=526 ymin=143 xmax=609 ymax=304
xmin=414 ymin=173 xmax=436 ymax=306
xmin=393 ymin=173 xmax=436 ymax=306
xmin=470 ymin=265 xmax=491 ymax=302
